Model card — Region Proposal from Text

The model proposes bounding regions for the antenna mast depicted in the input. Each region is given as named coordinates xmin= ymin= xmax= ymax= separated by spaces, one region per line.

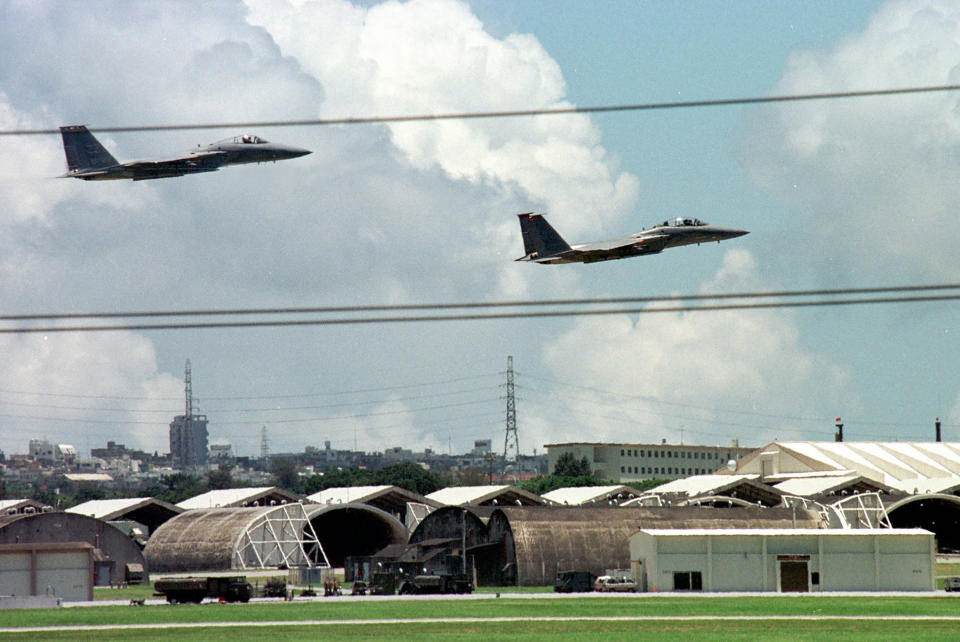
xmin=260 ymin=425 xmax=270 ymax=461
xmin=184 ymin=359 xmax=193 ymax=418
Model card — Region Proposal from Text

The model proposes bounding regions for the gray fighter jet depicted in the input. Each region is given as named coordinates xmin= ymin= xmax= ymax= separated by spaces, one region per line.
xmin=59 ymin=125 xmax=311 ymax=180
xmin=516 ymin=212 xmax=748 ymax=264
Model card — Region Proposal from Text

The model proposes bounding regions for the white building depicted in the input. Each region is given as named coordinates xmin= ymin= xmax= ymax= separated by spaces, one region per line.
xmin=545 ymin=442 xmax=749 ymax=482
xmin=629 ymin=528 xmax=934 ymax=593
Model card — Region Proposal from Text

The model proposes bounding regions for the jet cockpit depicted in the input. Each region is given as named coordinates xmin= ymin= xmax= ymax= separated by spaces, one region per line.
xmin=235 ymin=135 xmax=267 ymax=144
xmin=657 ymin=217 xmax=709 ymax=227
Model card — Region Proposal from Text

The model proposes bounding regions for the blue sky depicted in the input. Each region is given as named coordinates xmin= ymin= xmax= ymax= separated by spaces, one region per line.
xmin=0 ymin=0 xmax=957 ymax=459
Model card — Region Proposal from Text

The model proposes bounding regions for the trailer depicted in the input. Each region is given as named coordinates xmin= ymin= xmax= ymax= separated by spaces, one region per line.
xmin=154 ymin=576 xmax=252 ymax=604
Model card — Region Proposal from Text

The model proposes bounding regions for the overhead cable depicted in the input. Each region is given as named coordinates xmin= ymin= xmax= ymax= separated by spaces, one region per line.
xmin=2 ymin=283 xmax=957 ymax=321
xmin=1 ymin=291 xmax=959 ymax=334
xmin=2 ymin=84 xmax=960 ymax=136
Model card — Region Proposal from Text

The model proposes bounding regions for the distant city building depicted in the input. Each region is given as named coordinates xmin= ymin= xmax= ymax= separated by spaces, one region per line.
xmin=472 ymin=440 xmax=492 ymax=455
xmin=91 ymin=441 xmax=155 ymax=464
xmin=209 ymin=442 xmax=234 ymax=463
xmin=169 ymin=359 xmax=208 ymax=468
xmin=169 ymin=414 xmax=208 ymax=468
xmin=544 ymin=441 xmax=751 ymax=482
xmin=27 ymin=439 xmax=75 ymax=465
xmin=28 ymin=439 xmax=55 ymax=462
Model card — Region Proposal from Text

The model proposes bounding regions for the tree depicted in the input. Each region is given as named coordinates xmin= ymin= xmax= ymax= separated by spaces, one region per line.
xmin=270 ymin=457 xmax=301 ymax=491
xmin=144 ymin=473 xmax=206 ymax=504
xmin=372 ymin=462 xmax=450 ymax=495
xmin=519 ymin=473 xmax=610 ymax=496
xmin=553 ymin=452 xmax=592 ymax=477
xmin=206 ymin=466 xmax=233 ymax=490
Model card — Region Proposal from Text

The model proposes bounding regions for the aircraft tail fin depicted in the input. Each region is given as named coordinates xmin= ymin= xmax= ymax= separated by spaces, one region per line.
xmin=59 ymin=125 xmax=118 ymax=172
xmin=517 ymin=212 xmax=571 ymax=260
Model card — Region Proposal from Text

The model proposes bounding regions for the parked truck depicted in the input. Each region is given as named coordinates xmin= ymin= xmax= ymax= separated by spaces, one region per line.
xmin=397 ymin=573 xmax=473 ymax=595
xmin=154 ymin=576 xmax=252 ymax=604
xmin=554 ymin=570 xmax=595 ymax=593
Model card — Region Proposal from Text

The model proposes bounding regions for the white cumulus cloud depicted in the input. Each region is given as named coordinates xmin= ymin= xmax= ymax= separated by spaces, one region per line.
xmin=525 ymin=249 xmax=854 ymax=449
xmin=244 ymin=0 xmax=639 ymax=236
xmin=746 ymin=0 xmax=960 ymax=281
xmin=0 ymin=331 xmax=181 ymax=455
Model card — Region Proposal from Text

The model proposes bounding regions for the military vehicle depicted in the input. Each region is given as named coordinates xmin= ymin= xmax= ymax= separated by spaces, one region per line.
xmin=554 ymin=570 xmax=595 ymax=593
xmin=397 ymin=573 xmax=473 ymax=595
xmin=153 ymin=575 xmax=252 ymax=604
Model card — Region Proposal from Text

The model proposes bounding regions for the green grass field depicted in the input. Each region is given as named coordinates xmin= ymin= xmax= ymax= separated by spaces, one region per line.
xmin=5 ymin=594 xmax=960 ymax=640
xmin=62 ymin=563 xmax=960 ymax=640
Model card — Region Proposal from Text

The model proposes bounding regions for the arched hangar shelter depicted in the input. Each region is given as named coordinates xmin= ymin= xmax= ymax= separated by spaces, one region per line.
xmin=886 ymin=494 xmax=960 ymax=552
xmin=306 ymin=503 xmax=406 ymax=568
xmin=145 ymin=503 xmax=406 ymax=572
xmin=0 ymin=512 xmax=147 ymax=584
xmin=410 ymin=505 xmax=819 ymax=586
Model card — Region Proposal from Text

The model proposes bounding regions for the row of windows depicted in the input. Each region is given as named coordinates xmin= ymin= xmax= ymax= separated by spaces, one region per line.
xmin=620 ymin=448 xmax=730 ymax=460
xmin=621 ymin=466 xmax=711 ymax=476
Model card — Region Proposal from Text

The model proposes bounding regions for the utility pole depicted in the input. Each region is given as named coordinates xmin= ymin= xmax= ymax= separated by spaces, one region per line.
xmin=503 ymin=356 xmax=519 ymax=482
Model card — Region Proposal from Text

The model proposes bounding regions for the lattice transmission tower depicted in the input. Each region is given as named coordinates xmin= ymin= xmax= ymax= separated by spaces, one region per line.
xmin=503 ymin=356 xmax=520 ymax=480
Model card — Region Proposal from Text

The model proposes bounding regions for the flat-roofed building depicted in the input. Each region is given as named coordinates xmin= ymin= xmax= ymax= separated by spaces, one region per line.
xmin=630 ymin=528 xmax=935 ymax=593
xmin=545 ymin=442 xmax=751 ymax=482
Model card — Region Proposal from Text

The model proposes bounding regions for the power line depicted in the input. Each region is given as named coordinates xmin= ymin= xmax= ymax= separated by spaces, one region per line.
xmin=2 ymin=292 xmax=958 ymax=333
xmin=2 ymin=283 xmax=957 ymax=322
xmin=0 ymin=371 xmax=500 ymax=402
xmin=3 ymin=84 xmax=959 ymax=137
xmin=0 ymin=383 xmax=497 ymax=415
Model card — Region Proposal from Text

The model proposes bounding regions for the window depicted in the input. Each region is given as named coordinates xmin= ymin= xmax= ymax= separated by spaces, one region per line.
xmin=811 ymin=572 xmax=820 ymax=586
xmin=673 ymin=571 xmax=703 ymax=591
xmin=621 ymin=449 xmax=625 ymax=457
xmin=620 ymin=466 xmax=625 ymax=473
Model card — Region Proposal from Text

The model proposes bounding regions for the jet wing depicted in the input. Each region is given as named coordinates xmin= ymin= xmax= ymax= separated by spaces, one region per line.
xmin=122 ymin=151 xmax=227 ymax=180
xmin=627 ymin=233 xmax=670 ymax=254
xmin=570 ymin=233 xmax=671 ymax=262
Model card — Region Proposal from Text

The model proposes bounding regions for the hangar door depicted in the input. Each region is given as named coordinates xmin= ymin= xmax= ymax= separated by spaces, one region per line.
xmin=779 ymin=558 xmax=809 ymax=592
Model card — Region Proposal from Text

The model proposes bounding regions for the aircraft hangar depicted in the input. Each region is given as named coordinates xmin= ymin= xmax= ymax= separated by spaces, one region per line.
xmin=400 ymin=504 xmax=819 ymax=586
xmin=0 ymin=511 xmax=147 ymax=585
xmin=144 ymin=502 xmax=407 ymax=572
xmin=733 ymin=440 xmax=960 ymax=551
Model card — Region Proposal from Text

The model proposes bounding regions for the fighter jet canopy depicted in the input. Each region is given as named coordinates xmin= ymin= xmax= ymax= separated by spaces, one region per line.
xmin=232 ymin=135 xmax=268 ymax=144
xmin=659 ymin=217 xmax=709 ymax=227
